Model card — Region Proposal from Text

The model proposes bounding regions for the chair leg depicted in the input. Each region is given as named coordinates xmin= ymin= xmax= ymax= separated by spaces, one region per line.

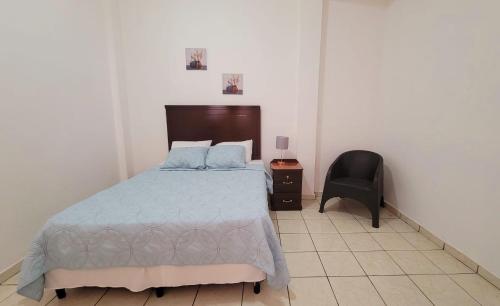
xmin=55 ymin=289 xmax=66 ymax=299
xmin=380 ymin=196 xmax=385 ymax=207
xmin=370 ymin=203 xmax=380 ymax=228
xmin=319 ymin=192 xmax=331 ymax=213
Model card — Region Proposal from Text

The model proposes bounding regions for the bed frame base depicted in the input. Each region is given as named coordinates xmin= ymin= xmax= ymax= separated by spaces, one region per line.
xmin=253 ymin=282 xmax=261 ymax=294
xmin=54 ymin=282 xmax=261 ymax=300
xmin=55 ymin=289 xmax=66 ymax=299
xmin=154 ymin=287 xmax=165 ymax=298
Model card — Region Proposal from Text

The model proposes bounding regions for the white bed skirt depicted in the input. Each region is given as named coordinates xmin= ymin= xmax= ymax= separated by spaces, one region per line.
xmin=45 ymin=264 xmax=266 ymax=291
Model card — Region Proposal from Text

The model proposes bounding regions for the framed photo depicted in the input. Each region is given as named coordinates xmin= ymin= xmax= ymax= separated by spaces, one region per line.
xmin=185 ymin=48 xmax=207 ymax=70
xmin=222 ymin=74 xmax=243 ymax=95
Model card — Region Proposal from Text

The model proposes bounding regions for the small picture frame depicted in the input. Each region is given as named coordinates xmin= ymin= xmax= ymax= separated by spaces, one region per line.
xmin=185 ymin=48 xmax=207 ymax=70
xmin=222 ymin=74 xmax=243 ymax=95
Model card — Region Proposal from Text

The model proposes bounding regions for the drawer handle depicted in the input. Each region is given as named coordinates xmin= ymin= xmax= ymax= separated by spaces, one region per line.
xmin=282 ymin=200 xmax=293 ymax=203
xmin=282 ymin=181 xmax=294 ymax=185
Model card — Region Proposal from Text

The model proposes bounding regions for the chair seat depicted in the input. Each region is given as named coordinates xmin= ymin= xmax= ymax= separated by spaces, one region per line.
xmin=330 ymin=177 xmax=374 ymax=191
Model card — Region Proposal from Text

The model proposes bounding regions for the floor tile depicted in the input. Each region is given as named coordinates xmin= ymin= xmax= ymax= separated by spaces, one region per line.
xmin=450 ymin=274 xmax=500 ymax=306
xmin=358 ymin=218 xmax=395 ymax=233
xmin=47 ymin=287 xmax=106 ymax=306
xmin=0 ymin=290 xmax=55 ymax=306
xmin=242 ymin=281 xmax=289 ymax=306
xmin=400 ymin=232 xmax=441 ymax=250
xmin=96 ymin=288 xmax=150 ymax=306
xmin=347 ymin=207 xmax=371 ymax=220
xmin=326 ymin=211 xmax=354 ymax=221
xmin=311 ymin=233 xmax=349 ymax=251
xmin=331 ymin=218 xmax=365 ymax=233
xmin=2 ymin=275 xmax=19 ymax=286
xmin=280 ymin=234 xmax=316 ymax=252
xmin=272 ymin=220 xmax=279 ymax=233
xmin=379 ymin=208 xmax=398 ymax=219
xmin=399 ymin=213 xmax=420 ymax=231
xmin=370 ymin=275 xmax=432 ymax=306
xmin=341 ymin=233 xmax=382 ymax=251
xmin=277 ymin=219 xmax=308 ymax=233
xmin=0 ymin=286 xmax=16 ymax=303
xmin=193 ymin=284 xmax=242 ymax=306
xmin=330 ymin=276 xmax=384 ymax=306
xmin=301 ymin=209 xmax=329 ymax=220
xmin=318 ymin=252 xmax=364 ymax=276
xmin=276 ymin=211 xmax=303 ymax=220
xmin=422 ymin=250 xmax=473 ymax=274
xmin=386 ymin=219 xmax=416 ymax=232
xmin=320 ymin=198 xmax=350 ymax=212
xmin=269 ymin=210 xmax=277 ymax=220
xmin=288 ymin=277 xmax=337 ymax=306
xmin=353 ymin=251 xmax=404 ymax=276
xmin=145 ymin=286 xmax=198 ymax=306
xmin=301 ymin=199 xmax=321 ymax=211
xmin=388 ymin=251 xmax=442 ymax=274
xmin=410 ymin=275 xmax=479 ymax=305
xmin=285 ymin=252 xmax=326 ymax=277
xmin=305 ymin=219 xmax=337 ymax=234
xmin=371 ymin=233 xmax=415 ymax=250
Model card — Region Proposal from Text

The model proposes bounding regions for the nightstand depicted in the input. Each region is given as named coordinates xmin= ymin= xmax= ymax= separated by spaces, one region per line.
xmin=270 ymin=159 xmax=303 ymax=210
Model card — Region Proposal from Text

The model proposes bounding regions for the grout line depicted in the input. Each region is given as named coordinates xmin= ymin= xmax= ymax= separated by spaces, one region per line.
xmin=0 ymin=285 xmax=17 ymax=304
xmin=302 ymin=212 xmax=340 ymax=305
xmin=141 ymin=289 xmax=153 ymax=306
xmin=94 ymin=287 xmax=109 ymax=306
xmin=405 ymin=275 xmax=437 ymax=306
xmin=191 ymin=285 xmax=200 ymax=306
xmin=44 ymin=295 xmax=56 ymax=306
xmin=334 ymin=222 xmax=388 ymax=306
xmin=240 ymin=283 xmax=244 ymax=306
xmin=447 ymin=275 xmax=484 ymax=305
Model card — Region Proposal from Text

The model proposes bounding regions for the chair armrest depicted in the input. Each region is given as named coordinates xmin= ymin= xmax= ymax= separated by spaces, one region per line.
xmin=372 ymin=159 xmax=384 ymax=190
xmin=326 ymin=155 xmax=344 ymax=180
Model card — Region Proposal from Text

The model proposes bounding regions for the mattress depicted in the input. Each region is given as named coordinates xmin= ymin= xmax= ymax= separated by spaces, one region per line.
xmin=45 ymin=264 xmax=266 ymax=291
xmin=18 ymin=163 xmax=288 ymax=301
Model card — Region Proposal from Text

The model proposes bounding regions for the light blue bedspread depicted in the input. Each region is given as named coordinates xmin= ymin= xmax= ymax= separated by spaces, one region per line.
xmin=17 ymin=164 xmax=288 ymax=301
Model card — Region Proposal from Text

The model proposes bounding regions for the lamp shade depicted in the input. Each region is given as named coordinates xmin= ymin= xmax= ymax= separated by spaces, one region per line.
xmin=276 ymin=136 xmax=289 ymax=150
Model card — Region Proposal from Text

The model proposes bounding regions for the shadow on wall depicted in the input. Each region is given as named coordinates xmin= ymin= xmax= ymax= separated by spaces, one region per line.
xmin=332 ymin=0 xmax=394 ymax=8
xmin=383 ymin=164 xmax=398 ymax=207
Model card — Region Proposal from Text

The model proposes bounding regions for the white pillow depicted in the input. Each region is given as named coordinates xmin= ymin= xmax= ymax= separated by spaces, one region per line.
xmin=171 ymin=140 xmax=212 ymax=149
xmin=216 ymin=140 xmax=253 ymax=162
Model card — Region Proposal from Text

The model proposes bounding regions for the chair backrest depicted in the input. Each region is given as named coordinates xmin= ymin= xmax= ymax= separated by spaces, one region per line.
xmin=338 ymin=150 xmax=382 ymax=180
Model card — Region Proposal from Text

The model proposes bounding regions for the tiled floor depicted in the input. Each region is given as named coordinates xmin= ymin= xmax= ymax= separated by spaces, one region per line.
xmin=1 ymin=198 xmax=500 ymax=306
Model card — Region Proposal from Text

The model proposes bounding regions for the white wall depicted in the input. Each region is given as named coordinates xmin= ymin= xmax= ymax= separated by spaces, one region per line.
xmin=0 ymin=1 xmax=121 ymax=272
xmin=316 ymin=0 xmax=387 ymax=188
xmin=317 ymin=0 xmax=500 ymax=277
xmin=114 ymin=0 xmax=323 ymax=195
xmin=380 ymin=0 xmax=500 ymax=278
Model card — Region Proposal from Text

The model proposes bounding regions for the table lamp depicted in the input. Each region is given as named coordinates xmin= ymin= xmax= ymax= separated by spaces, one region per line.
xmin=276 ymin=136 xmax=289 ymax=165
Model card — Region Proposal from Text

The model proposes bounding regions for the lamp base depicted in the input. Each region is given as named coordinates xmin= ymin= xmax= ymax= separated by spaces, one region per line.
xmin=277 ymin=160 xmax=286 ymax=165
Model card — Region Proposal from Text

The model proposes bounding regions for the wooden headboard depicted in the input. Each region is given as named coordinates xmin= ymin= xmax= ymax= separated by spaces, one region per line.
xmin=165 ymin=105 xmax=261 ymax=160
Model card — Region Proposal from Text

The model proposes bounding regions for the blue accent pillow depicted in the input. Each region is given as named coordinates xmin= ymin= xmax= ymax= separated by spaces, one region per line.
xmin=161 ymin=147 xmax=208 ymax=169
xmin=206 ymin=145 xmax=246 ymax=169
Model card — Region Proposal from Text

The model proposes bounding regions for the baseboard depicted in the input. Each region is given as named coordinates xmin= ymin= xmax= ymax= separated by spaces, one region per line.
xmin=0 ymin=258 xmax=22 ymax=284
xmin=384 ymin=200 xmax=499 ymax=289
xmin=302 ymin=194 xmax=316 ymax=200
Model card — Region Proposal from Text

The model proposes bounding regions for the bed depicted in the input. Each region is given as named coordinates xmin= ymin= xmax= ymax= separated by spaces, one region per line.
xmin=17 ymin=105 xmax=289 ymax=301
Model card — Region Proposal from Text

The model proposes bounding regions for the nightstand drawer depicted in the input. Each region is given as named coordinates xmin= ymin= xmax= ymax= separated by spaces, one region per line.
xmin=272 ymin=193 xmax=302 ymax=210
xmin=273 ymin=171 xmax=302 ymax=193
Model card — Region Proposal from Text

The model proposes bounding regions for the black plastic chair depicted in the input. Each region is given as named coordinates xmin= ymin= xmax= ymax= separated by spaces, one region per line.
xmin=319 ymin=150 xmax=384 ymax=228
